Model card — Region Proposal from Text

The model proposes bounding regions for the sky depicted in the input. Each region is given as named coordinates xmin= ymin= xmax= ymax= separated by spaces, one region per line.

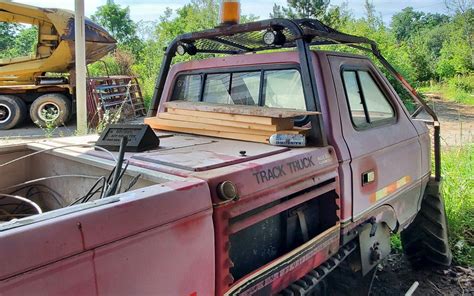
xmin=13 ymin=0 xmax=450 ymax=24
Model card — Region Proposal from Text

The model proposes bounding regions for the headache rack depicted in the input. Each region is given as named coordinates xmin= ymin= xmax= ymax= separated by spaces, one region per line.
xmin=148 ymin=18 xmax=442 ymax=180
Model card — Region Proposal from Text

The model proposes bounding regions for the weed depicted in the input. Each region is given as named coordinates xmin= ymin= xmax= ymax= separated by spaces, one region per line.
xmin=96 ymin=108 xmax=122 ymax=134
xmin=34 ymin=108 xmax=60 ymax=138
xmin=442 ymin=145 xmax=474 ymax=266
xmin=419 ymin=75 xmax=474 ymax=106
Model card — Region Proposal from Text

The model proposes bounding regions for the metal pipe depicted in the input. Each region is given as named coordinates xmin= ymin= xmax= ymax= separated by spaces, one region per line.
xmin=434 ymin=124 xmax=441 ymax=181
xmin=75 ymin=0 xmax=87 ymax=134
xmin=0 ymin=193 xmax=42 ymax=214
xmin=405 ymin=281 xmax=419 ymax=296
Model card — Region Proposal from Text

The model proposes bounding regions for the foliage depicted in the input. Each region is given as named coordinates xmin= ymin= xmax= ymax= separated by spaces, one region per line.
xmin=419 ymin=74 xmax=474 ymax=105
xmin=441 ymin=145 xmax=474 ymax=266
xmin=136 ymin=0 xmax=225 ymax=105
xmin=0 ymin=23 xmax=38 ymax=59
xmin=391 ymin=7 xmax=449 ymax=42
xmin=34 ymin=109 xmax=60 ymax=138
xmin=271 ymin=0 xmax=349 ymax=28
xmin=91 ymin=0 xmax=143 ymax=57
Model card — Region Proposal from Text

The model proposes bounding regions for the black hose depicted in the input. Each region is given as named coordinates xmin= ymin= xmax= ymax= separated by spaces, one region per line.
xmin=69 ymin=176 xmax=106 ymax=206
xmin=105 ymin=137 xmax=128 ymax=197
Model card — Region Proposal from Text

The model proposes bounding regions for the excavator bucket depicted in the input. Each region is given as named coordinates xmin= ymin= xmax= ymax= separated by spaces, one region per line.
xmin=0 ymin=2 xmax=116 ymax=85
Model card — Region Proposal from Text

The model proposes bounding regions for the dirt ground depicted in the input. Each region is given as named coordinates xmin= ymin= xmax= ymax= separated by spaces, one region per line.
xmin=424 ymin=94 xmax=474 ymax=145
xmin=371 ymin=253 xmax=474 ymax=296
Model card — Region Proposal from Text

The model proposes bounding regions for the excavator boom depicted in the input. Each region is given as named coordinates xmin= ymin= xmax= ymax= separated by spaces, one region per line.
xmin=0 ymin=1 xmax=116 ymax=85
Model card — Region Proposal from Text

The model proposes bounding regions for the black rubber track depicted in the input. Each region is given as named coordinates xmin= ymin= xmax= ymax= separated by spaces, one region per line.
xmin=401 ymin=179 xmax=452 ymax=267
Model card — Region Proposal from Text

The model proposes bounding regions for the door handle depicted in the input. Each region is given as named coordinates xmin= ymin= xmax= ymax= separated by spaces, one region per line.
xmin=362 ymin=170 xmax=375 ymax=186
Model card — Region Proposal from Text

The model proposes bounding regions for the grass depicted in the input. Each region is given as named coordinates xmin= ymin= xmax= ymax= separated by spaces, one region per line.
xmin=442 ymin=144 xmax=474 ymax=266
xmin=418 ymin=75 xmax=474 ymax=106
xmin=391 ymin=145 xmax=474 ymax=266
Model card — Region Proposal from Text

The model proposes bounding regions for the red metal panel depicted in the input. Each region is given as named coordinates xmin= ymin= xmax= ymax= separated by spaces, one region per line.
xmin=0 ymin=178 xmax=215 ymax=295
xmin=132 ymin=140 xmax=288 ymax=171
xmin=93 ymin=210 xmax=215 ymax=295
xmin=326 ymin=54 xmax=423 ymax=220
xmin=193 ymin=147 xmax=338 ymax=203
xmin=313 ymin=51 xmax=353 ymax=221
xmin=191 ymin=147 xmax=339 ymax=295
xmin=77 ymin=180 xmax=212 ymax=249
xmin=0 ymin=252 xmax=97 ymax=296
xmin=0 ymin=215 xmax=85 ymax=280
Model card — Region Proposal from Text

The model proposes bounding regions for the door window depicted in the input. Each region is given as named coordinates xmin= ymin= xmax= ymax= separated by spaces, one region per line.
xmin=342 ymin=70 xmax=395 ymax=128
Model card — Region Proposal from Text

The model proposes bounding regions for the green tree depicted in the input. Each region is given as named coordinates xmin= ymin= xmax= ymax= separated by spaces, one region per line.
xmin=270 ymin=0 xmax=349 ymax=28
xmin=436 ymin=11 xmax=473 ymax=77
xmin=134 ymin=0 xmax=220 ymax=105
xmin=91 ymin=0 xmax=143 ymax=57
xmin=0 ymin=23 xmax=17 ymax=53
xmin=391 ymin=7 xmax=449 ymax=42
xmin=0 ymin=23 xmax=37 ymax=59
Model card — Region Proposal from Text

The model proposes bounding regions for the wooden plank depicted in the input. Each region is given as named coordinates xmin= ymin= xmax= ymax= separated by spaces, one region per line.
xmin=144 ymin=118 xmax=269 ymax=143
xmin=146 ymin=117 xmax=307 ymax=136
xmin=158 ymin=112 xmax=293 ymax=131
xmin=166 ymin=107 xmax=288 ymax=126
xmin=164 ymin=101 xmax=321 ymax=118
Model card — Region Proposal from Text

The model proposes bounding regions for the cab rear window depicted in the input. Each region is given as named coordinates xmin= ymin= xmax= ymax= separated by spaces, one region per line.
xmin=171 ymin=69 xmax=306 ymax=110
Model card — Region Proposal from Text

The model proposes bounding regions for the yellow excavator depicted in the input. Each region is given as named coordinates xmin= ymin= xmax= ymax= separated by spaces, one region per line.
xmin=0 ymin=1 xmax=116 ymax=129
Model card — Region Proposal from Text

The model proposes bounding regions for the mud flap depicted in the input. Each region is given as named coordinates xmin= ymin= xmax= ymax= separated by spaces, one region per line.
xmin=358 ymin=222 xmax=391 ymax=275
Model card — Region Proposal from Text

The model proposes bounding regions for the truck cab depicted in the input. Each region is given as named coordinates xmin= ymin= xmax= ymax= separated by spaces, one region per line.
xmin=0 ymin=18 xmax=450 ymax=295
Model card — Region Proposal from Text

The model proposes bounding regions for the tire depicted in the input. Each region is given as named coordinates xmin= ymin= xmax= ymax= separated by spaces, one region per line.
xmin=30 ymin=93 xmax=71 ymax=127
xmin=0 ymin=95 xmax=27 ymax=130
xmin=401 ymin=179 xmax=452 ymax=267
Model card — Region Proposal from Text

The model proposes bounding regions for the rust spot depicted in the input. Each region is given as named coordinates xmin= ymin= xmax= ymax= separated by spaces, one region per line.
xmin=77 ymin=222 xmax=86 ymax=250
xmin=91 ymin=250 xmax=100 ymax=295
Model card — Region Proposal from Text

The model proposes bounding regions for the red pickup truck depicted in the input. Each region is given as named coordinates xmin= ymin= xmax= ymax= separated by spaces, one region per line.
xmin=0 ymin=18 xmax=450 ymax=295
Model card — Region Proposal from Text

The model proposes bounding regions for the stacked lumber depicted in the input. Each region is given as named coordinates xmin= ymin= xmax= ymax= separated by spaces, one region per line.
xmin=144 ymin=101 xmax=320 ymax=143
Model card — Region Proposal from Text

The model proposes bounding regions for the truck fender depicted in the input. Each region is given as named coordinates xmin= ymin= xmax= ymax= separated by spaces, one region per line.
xmin=368 ymin=204 xmax=399 ymax=233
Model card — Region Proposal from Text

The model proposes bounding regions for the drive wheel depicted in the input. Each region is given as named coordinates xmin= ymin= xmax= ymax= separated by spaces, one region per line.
xmin=401 ymin=178 xmax=452 ymax=267
xmin=30 ymin=93 xmax=71 ymax=127
xmin=0 ymin=95 xmax=27 ymax=130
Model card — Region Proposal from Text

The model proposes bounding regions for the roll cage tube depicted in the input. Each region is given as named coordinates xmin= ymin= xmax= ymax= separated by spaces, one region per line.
xmin=147 ymin=18 xmax=440 ymax=179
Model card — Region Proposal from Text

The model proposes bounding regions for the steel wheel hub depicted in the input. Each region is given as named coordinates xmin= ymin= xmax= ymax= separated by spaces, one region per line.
xmin=0 ymin=103 xmax=12 ymax=124
xmin=38 ymin=102 xmax=60 ymax=122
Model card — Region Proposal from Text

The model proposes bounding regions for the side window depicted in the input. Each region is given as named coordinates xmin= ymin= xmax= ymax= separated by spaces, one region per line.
xmin=171 ymin=75 xmax=202 ymax=102
xmin=358 ymin=71 xmax=394 ymax=122
xmin=342 ymin=69 xmax=395 ymax=128
xmin=264 ymin=69 xmax=306 ymax=110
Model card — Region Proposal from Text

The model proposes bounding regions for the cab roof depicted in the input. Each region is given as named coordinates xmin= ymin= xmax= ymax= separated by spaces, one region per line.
xmin=172 ymin=18 xmax=378 ymax=55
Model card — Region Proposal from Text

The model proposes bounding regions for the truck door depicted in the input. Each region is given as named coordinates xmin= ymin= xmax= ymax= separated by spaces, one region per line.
xmin=328 ymin=55 xmax=423 ymax=221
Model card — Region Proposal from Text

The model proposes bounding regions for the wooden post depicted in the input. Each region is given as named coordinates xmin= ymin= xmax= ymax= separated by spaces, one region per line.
xmin=75 ymin=0 xmax=87 ymax=134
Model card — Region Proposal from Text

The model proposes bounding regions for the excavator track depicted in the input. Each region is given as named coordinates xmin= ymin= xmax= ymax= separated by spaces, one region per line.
xmin=278 ymin=241 xmax=357 ymax=296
